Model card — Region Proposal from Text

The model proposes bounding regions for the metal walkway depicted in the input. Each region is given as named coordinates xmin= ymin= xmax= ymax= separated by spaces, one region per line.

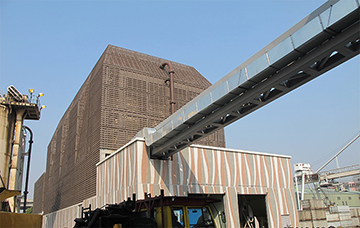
xmin=319 ymin=164 xmax=360 ymax=181
xmin=137 ymin=0 xmax=360 ymax=159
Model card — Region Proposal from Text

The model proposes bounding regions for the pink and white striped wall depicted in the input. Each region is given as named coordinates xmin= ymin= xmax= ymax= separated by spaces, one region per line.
xmin=96 ymin=137 xmax=298 ymax=228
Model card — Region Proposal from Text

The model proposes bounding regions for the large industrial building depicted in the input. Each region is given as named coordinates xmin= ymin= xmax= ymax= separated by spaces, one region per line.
xmin=32 ymin=45 xmax=299 ymax=228
xmin=33 ymin=45 xmax=226 ymax=215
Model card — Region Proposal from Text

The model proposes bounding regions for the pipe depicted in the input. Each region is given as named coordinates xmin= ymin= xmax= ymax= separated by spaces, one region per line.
xmin=160 ymin=62 xmax=176 ymax=114
xmin=22 ymin=126 xmax=33 ymax=213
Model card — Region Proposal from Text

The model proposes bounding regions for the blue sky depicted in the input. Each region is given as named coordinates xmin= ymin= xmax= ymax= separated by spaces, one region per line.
xmin=1 ymin=0 xmax=359 ymax=199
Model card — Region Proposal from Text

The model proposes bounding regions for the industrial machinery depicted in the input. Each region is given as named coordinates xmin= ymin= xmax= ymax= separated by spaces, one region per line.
xmin=0 ymin=86 xmax=44 ymax=214
xmin=293 ymin=134 xmax=360 ymax=210
xmin=74 ymin=190 xmax=219 ymax=228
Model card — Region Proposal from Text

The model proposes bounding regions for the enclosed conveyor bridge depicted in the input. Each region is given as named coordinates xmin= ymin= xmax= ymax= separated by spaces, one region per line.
xmin=137 ymin=0 xmax=360 ymax=159
xmin=319 ymin=164 xmax=360 ymax=182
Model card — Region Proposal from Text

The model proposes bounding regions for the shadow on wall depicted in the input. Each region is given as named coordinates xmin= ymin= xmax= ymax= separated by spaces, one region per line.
xmin=149 ymin=147 xmax=204 ymax=196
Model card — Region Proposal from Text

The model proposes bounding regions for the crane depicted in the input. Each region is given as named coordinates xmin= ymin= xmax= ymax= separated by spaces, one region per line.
xmin=293 ymin=133 xmax=360 ymax=210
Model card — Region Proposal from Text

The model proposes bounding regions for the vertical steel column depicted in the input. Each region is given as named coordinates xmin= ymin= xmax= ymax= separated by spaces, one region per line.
xmin=294 ymin=176 xmax=301 ymax=210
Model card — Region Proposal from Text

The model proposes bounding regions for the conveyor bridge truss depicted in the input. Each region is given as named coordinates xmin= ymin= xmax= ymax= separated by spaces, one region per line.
xmin=136 ymin=0 xmax=360 ymax=159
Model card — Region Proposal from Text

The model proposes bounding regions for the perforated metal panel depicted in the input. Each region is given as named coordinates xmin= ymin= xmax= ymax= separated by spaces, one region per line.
xmin=36 ymin=45 xmax=225 ymax=213
xmin=33 ymin=173 xmax=45 ymax=214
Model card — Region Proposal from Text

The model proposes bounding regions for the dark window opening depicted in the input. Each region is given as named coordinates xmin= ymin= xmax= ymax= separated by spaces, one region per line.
xmin=238 ymin=194 xmax=268 ymax=228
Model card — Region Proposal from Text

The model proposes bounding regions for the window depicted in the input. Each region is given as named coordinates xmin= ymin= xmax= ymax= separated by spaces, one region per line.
xmin=172 ymin=207 xmax=185 ymax=227
xmin=187 ymin=207 xmax=214 ymax=228
xmin=337 ymin=197 xmax=341 ymax=200
xmin=348 ymin=197 xmax=351 ymax=200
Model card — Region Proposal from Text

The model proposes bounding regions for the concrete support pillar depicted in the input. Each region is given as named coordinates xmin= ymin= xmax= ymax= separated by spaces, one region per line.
xmin=0 ymin=104 xmax=12 ymax=189
xmin=8 ymin=109 xmax=25 ymax=212
xmin=300 ymin=173 xmax=306 ymax=211
xmin=223 ymin=187 xmax=240 ymax=228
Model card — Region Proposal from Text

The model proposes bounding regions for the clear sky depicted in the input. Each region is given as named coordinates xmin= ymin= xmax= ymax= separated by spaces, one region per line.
xmin=1 ymin=0 xmax=359 ymax=200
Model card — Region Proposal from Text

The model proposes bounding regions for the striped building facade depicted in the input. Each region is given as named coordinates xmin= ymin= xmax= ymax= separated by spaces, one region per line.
xmin=43 ymin=138 xmax=298 ymax=228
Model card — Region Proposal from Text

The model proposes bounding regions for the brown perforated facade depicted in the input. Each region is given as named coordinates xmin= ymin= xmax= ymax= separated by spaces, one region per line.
xmin=32 ymin=173 xmax=45 ymax=214
xmin=33 ymin=45 xmax=225 ymax=214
